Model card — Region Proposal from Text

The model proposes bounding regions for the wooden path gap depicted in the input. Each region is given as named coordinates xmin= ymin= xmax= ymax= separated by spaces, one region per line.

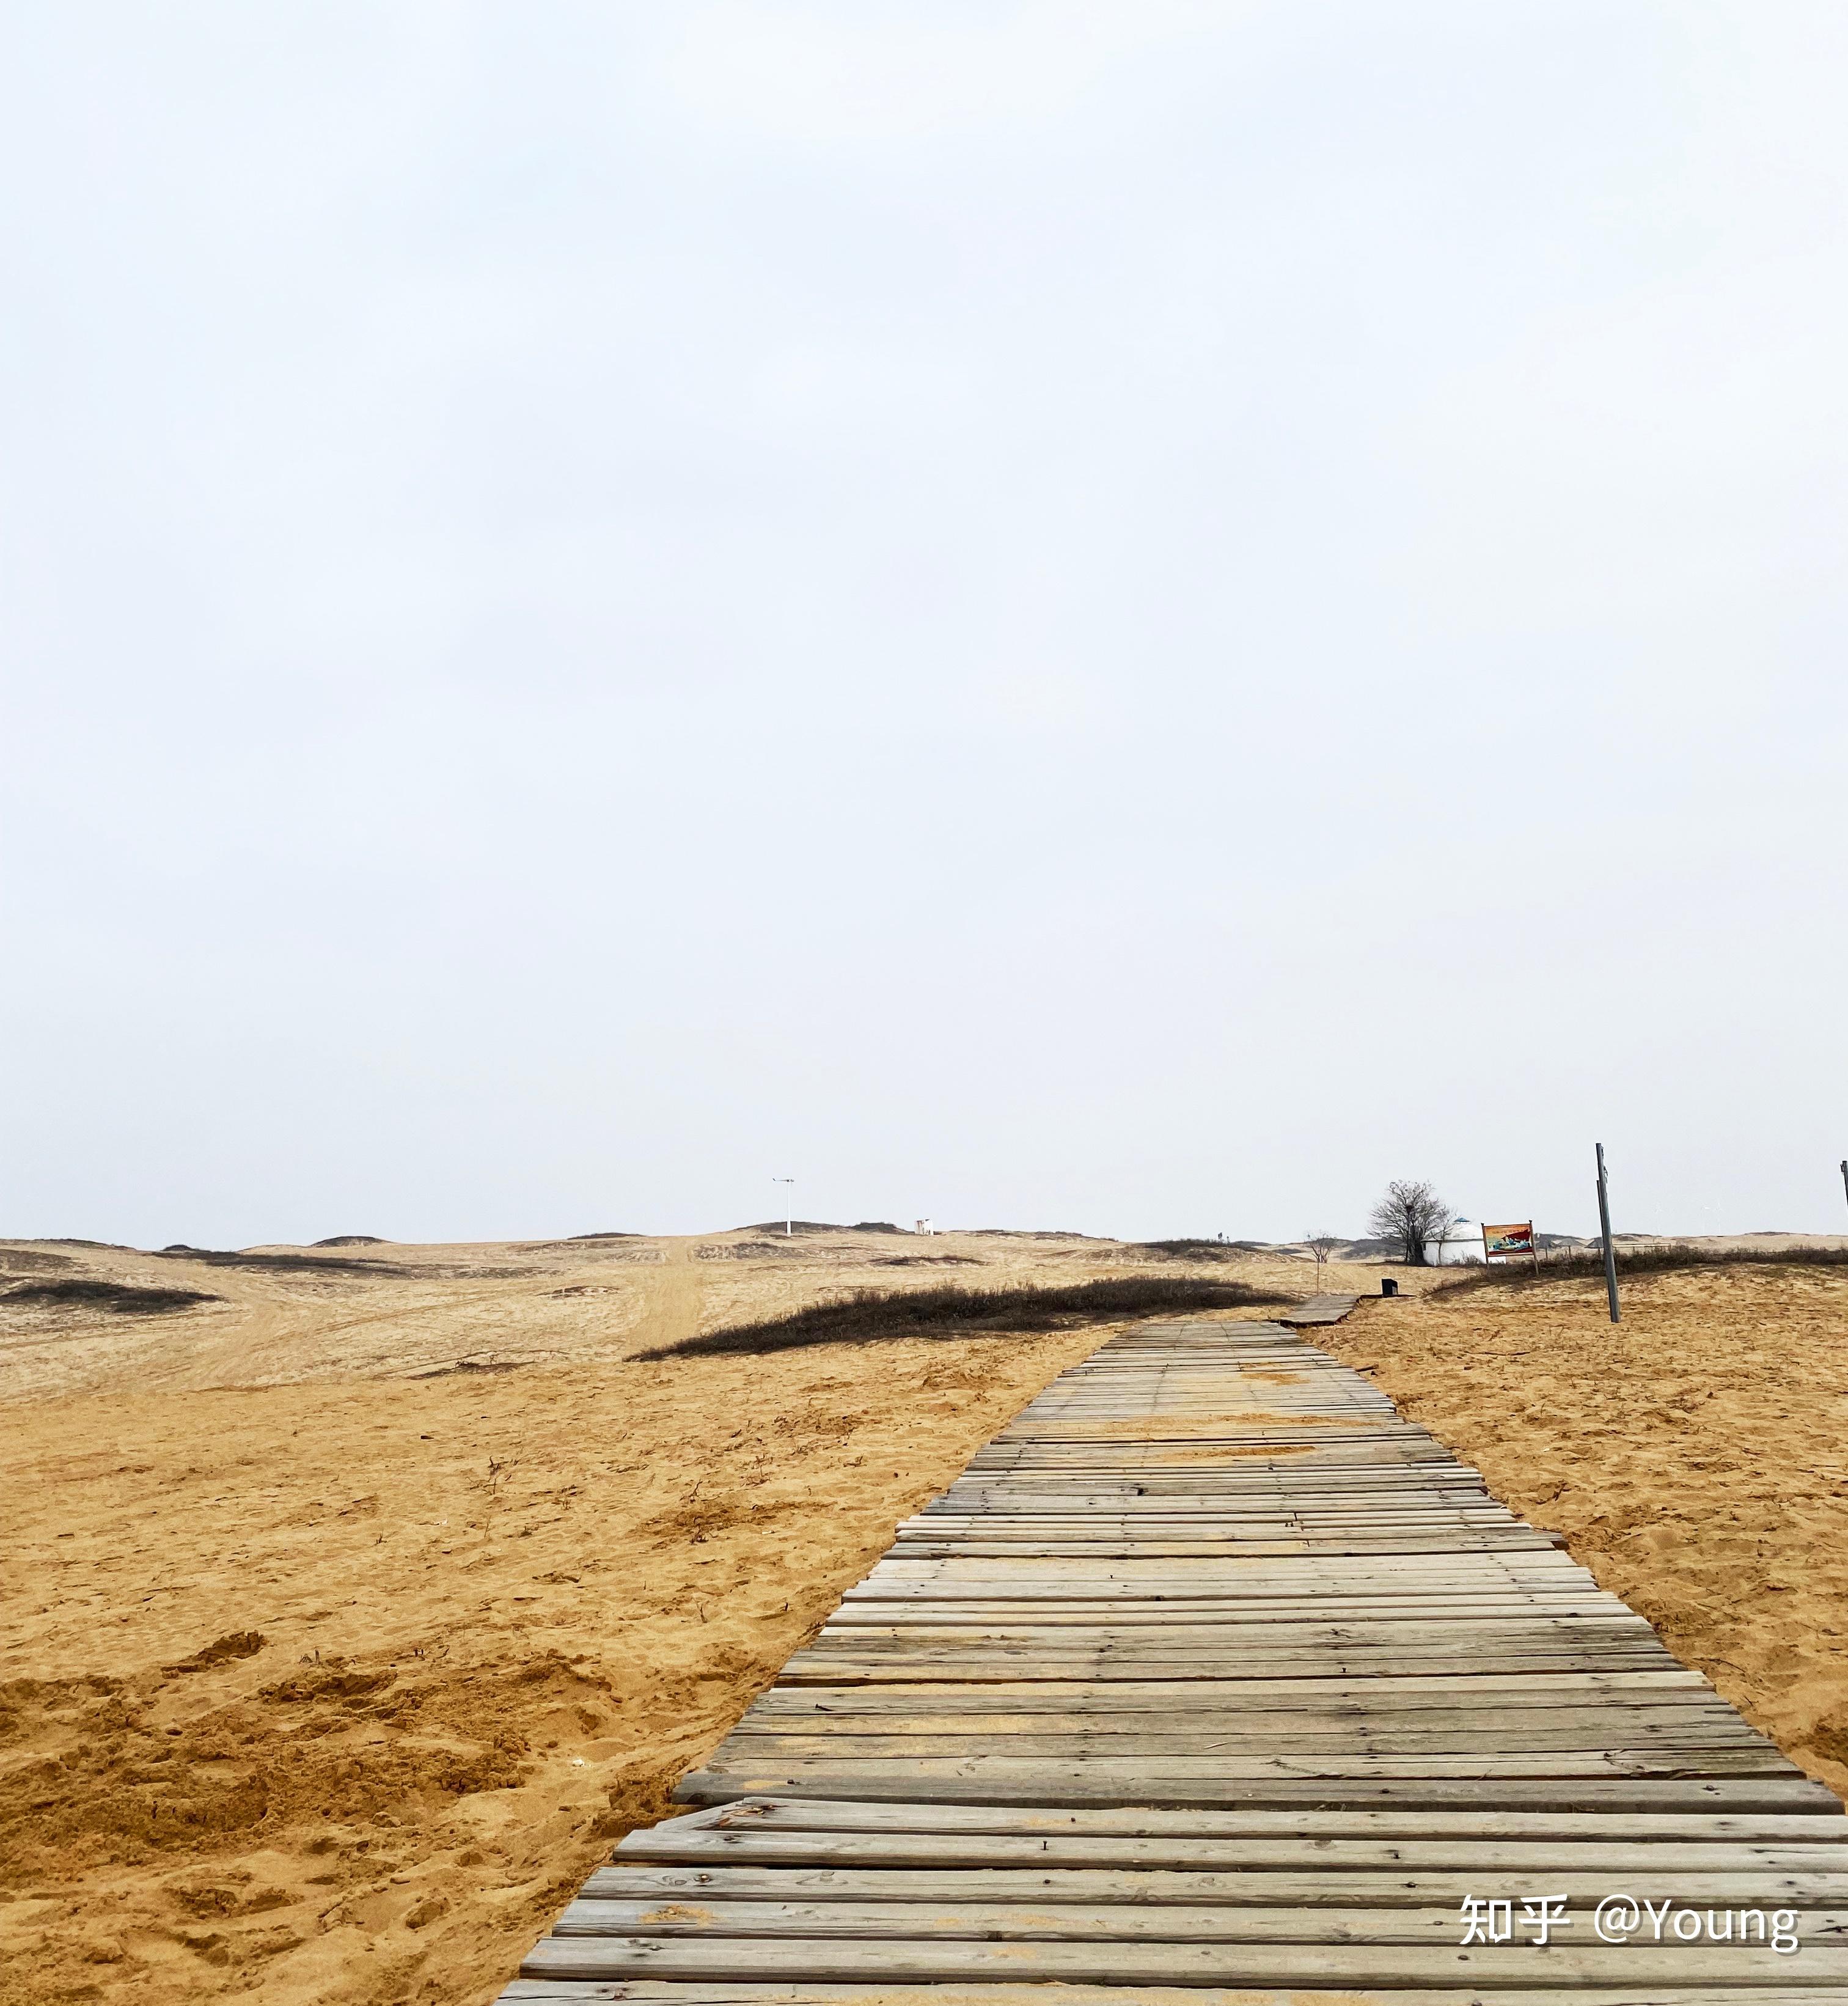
xmin=501 ymin=1307 xmax=1848 ymax=2003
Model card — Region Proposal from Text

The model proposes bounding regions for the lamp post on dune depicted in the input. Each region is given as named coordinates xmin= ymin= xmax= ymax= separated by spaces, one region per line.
xmin=772 ymin=1177 xmax=794 ymax=1236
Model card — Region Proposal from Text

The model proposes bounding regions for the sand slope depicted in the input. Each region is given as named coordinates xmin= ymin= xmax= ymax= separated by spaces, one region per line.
xmin=0 ymin=1227 xmax=1299 ymax=2006
xmin=6 ymin=1230 xmax=1846 ymax=2006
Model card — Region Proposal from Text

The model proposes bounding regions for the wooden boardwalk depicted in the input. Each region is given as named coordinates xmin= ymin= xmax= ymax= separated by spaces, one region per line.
xmin=1278 ymin=1292 xmax=1362 ymax=1327
xmin=504 ymin=1314 xmax=1848 ymax=2002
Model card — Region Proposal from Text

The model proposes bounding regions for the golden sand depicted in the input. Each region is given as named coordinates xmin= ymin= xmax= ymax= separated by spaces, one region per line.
xmin=3 ymin=1229 xmax=1845 ymax=2005
xmin=1322 ymin=1261 xmax=1848 ymax=1804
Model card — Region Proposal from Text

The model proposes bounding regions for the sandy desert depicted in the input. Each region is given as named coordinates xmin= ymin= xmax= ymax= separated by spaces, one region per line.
xmin=3 ymin=1225 xmax=1846 ymax=2006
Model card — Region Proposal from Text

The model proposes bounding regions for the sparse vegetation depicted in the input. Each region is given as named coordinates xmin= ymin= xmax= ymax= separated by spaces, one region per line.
xmin=1307 ymin=1232 xmax=1342 ymax=1277
xmin=964 ymin=1228 xmax=1106 ymax=1241
xmin=1368 ymin=1180 xmax=1452 ymax=1266
xmin=148 ymin=1246 xmax=402 ymax=1276
xmin=2 ymin=1277 xmax=221 ymax=1314
xmin=1432 ymin=1243 xmax=1848 ymax=1295
xmin=637 ymin=1276 xmax=1289 ymax=1359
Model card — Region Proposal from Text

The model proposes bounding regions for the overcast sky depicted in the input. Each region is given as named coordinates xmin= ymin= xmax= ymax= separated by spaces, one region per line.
xmin=2 ymin=2 xmax=1844 ymax=1249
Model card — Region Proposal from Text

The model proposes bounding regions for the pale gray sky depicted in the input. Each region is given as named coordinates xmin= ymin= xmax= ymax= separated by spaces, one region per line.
xmin=3 ymin=3 xmax=1844 ymax=1249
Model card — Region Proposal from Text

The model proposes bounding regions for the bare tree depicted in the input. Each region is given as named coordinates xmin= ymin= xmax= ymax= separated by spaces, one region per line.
xmin=1367 ymin=1180 xmax=1451 ymax=1266
xmin=1305 ymin=1232 xmax=1342 ymax=1279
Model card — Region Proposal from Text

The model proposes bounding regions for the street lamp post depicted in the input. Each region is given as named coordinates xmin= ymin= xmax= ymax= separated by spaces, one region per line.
xmin=772 ymin=1177 xmax=794 ymax=1236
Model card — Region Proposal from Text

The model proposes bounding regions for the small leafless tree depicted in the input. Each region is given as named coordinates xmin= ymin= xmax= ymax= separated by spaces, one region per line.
xmin=1305 ymin=1232 xmax=1342 ymax=1279
xmin=1368 ymin=1180 xmax=1451 ymax=1266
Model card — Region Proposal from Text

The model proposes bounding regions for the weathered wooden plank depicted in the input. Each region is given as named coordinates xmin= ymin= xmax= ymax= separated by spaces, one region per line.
xmin=501 ymin=1985 xmax=1848 ymax=2006
xmin=735 ymin=1692 xmax=1747 ymax=1716
xmin=623 ymin=1795 xmax=1848 ymax=1843
xmin=788 ymin=1631 xmax=1679 ymax=1654
xmin=615 ymin=1827 xmax=1848 ymax=1876
xmin=826 ymin=1603 xmax=1636 ymax=1625
xmin=889 ymin=1529 xmax=1553 ymax=1541
xmin=673 ymin=1768 xmax=1841 ymax=1813
xmin=776 ymin=1653 xmax=1699 ymax=1685
xmin=553 ymin=1895 xmax=1848 ymax=1942
xmin=882 ymin=1540 xmax=1573 ymax=1556
xmin=522 ymin=1933 xmax=1848 ymax=1986
xmin=866 ymin=1552 xmax=1586 ymax=1571
xmin=782 ymin=1648 xmax=1688 ymax=1677
xmin=862 ymin=1548 xmax=1573 ymax=1564
xmin=849 ymin=1575 xmax=1608 ymax=1596
xmin=581 ymin=1864 xmax=1848 ymax=1908
xmin=819 ymin=1614 xmax=1645 ymax=1634
xmin=842 ymin=1577 xmax=1620 ymax=1594
xmin=890 ymin=1541 xmax=1571 ymax=1557
xmin=553 ymin=1892 xmax=1848 ymax=1940
xmin=687 ymin=1749 xmax=1806 ymax=1779
xmin=1278 ymin=1294 xmax=1360 ymax=1325
xmin=730 ymin=1710 xmax=1761 ymax=1741
xmin=748 ymin=1683 xmax=1720 ymax=1715
xmin=719 ymin=1727 xmax=1772 ymax=1757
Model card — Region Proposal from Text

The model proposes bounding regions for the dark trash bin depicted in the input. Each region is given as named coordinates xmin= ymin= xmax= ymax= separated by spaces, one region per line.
xmin=1380 ymin=1277 xmax=1399 ymax=1298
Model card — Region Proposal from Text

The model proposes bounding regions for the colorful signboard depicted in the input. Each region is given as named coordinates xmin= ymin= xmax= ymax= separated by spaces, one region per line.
xmin=1481 ymin=1221 xmax=1536 ymax=1260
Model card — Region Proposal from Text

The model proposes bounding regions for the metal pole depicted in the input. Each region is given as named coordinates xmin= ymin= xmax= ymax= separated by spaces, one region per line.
xmin=1840 ymin=1159 xmax=1847 ymax=1216
xmin=1595 ymin=1143 xmax=1620 ymax=1324
xmin=772 ymin=1177 xmax=794 ymax=1236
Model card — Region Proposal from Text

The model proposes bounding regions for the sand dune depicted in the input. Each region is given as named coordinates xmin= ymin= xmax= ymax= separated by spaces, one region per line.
xmin=3 ymin=1228 xmax=1845 ymax=2006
